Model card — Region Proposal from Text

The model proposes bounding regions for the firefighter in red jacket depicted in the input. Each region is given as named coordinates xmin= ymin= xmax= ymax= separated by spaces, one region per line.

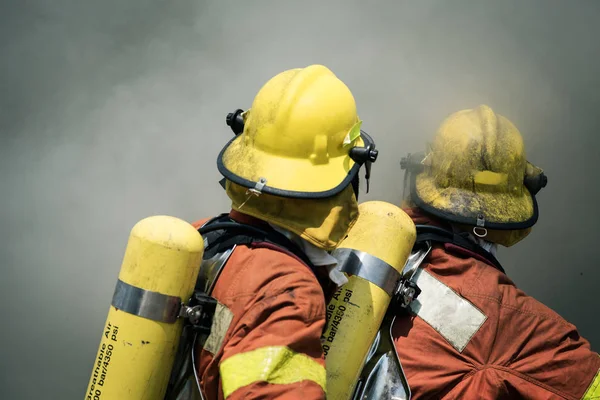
xmin=396 ymin=104 xmax=599 ymax=399
xmin=175 ymin=64 xmax=378 ymax=400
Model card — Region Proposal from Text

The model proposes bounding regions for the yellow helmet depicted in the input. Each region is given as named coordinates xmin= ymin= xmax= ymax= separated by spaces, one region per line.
xmin=401 ymin=105 xmax=548 ymax=246
xmin=217 ymin=65 xmax=378 ymax=198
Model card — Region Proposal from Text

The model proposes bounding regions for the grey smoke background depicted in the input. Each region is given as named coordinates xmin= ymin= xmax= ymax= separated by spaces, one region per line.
xmin=1 ymin=0 xmax=598 ymax=398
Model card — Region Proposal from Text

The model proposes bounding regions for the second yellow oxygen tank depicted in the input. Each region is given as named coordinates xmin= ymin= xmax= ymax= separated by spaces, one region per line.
xmin=322 ymin=201 xmax=416 ymax=400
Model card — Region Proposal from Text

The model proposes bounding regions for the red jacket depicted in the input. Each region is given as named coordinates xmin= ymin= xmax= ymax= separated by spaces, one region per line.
xmin=191 ymin=211 xmax=331 ymax=400
xmin=393 ymin=208 xmax=600 ymax=399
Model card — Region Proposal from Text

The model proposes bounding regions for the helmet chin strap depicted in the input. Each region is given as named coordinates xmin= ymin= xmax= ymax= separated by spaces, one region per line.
xmin=451 ymin=224 xmax=499 ymax=257
xmin=474 ymin=236 xmax=498 ymax=257
xmin=351 ymin=174 xmax=360 ymax=200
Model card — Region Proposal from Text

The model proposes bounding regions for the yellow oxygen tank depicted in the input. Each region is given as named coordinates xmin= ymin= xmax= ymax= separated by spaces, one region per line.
xmin=84 ymin=215 xmax=204 ymax=400
xmin=322 ymin=201 xmax=416 ymax=400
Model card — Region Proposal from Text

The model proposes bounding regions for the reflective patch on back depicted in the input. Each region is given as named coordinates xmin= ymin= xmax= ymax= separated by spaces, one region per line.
xmin=203 ymin=302 xmax=234 ymax=355
xmin=409 ymin=269 xmax=487 ymax=352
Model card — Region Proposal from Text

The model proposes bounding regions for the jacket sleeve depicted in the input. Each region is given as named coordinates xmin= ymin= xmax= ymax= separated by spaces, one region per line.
xmin=499 ymin=293 xmax=600 ymax=400
xmin=216 ymin=252 xmax=328 ymax=400
xmin=519 ymin=322 xmax=600 ymax=400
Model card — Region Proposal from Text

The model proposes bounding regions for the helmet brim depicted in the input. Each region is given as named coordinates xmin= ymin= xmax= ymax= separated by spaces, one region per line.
xmin=411 ymin=171 xmax=539 ymax=230
xmin=217 ymin=132 xmax=374 ymax=199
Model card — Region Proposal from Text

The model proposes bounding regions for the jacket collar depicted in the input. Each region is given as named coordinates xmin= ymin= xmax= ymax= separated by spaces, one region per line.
xmin=403 ymin=207 xmax=499 ymax=268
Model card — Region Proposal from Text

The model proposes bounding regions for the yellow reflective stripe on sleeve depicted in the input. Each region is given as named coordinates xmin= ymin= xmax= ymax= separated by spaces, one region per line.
xmin=582 ymin=364 xmax=600 ymax=400
xmin=219 ymin=345 xmax=326 ymax=399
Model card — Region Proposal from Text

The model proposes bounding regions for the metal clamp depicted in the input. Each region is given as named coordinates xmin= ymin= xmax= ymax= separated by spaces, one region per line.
xmin=395 ymin=279 xmax=422 ymax=309
xmin=476 ymin=214 xmax=486 ymax=227
xmin=332 ymin=248 xmax=401 ymax=297
xmin=111 ymin=279 xmax=183 ymax=323
xmin=180 ymin=292 xmax=217 ymax=334
xmin=111 ymin=279 xmax=217 ymax=332
xmin=392 ymin=242 xmax=432 ymax=310
xmin=248 ymin=177 xmax=267 ymax=196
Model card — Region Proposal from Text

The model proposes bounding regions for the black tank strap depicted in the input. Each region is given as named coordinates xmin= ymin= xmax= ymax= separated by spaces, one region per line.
xmin=415 ymin=224 xmax=506 ymax=274
xmin=198 ymin=215 xmax=317 ymax=271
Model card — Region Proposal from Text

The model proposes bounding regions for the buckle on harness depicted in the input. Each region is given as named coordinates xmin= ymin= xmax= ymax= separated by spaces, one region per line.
xmin=394 ymin=278 xmax=422 ymax=309
xmin=179 ymin=292 xmax=217 ymax=335
xmin=390 ymin=241 xmax=432 ymax=313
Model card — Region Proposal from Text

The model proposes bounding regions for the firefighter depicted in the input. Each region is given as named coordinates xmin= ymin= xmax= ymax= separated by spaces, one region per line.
xmin=183 ymin=64 xmax=378 ymax=399
xmin=396 ymin=105 xmax=600 ymax=399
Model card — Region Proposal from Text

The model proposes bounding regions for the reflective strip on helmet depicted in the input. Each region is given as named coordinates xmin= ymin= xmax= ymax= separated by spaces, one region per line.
xmin=203 ymin=302 xmax=234 ymax=355
xmin=582 ymin=364 xmax=600 ymax=400
xmin=409 ymin=269 xmax=487 ymax=352
xmin=219 ymin=346 xmax=326 ymax=398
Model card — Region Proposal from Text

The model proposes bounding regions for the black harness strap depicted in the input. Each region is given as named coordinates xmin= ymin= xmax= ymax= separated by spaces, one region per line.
xmin=198 ymin=214 xmax=317 ymax=272
xmin=415 ymin=224 xmax=506 ymax=274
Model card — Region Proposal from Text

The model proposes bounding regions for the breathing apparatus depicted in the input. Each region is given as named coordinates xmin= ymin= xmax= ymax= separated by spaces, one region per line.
xmin=321 ymin=201 xmax=417 ymax=400
xmin=84 ymin=216 xmax=209 ymax=400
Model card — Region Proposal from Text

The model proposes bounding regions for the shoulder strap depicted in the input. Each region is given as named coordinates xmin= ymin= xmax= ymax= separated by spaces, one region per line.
xmin=198 ymin=214 xmax=317 ymax=272
xmin=415 ymin=224 xmax=506 ymax=274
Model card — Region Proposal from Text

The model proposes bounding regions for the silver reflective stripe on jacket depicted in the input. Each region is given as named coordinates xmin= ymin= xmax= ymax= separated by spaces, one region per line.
xmin=163 ymin=245 xmax=236 ymax=400
xmin=408 ymin=268 xmax=487 ymax=353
